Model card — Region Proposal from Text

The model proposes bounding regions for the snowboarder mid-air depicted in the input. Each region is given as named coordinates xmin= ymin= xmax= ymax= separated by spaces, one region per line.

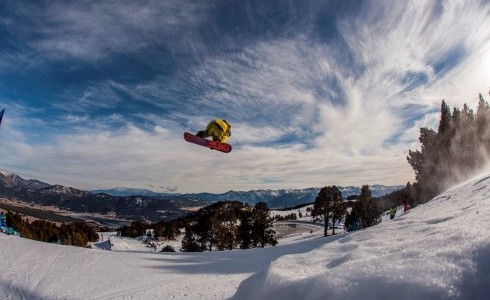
xmin=184 ymin=118 xmax=232 ymax=153
xmin=196 ymin=118 xmax=232 ymax=143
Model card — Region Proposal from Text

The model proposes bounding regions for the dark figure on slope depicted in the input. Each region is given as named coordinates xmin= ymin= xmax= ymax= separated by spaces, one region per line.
xmin=388 ymin=205 xmax=397 ymax=220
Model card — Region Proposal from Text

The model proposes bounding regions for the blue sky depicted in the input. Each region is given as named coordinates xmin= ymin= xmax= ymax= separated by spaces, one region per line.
xmin=0 ymin=0 xmax=489 ymax=193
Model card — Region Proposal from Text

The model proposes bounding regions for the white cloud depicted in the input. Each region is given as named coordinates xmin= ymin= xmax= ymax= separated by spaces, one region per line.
xmin=0 ymin=117 xmax=414 ymax=193
xmin=13 ymin=1 xmax=211 ymax=61
xmin=1 ymin=0 xmax=488 ymax=193
xmin=337 ymin=0 xmax=489 ymax=108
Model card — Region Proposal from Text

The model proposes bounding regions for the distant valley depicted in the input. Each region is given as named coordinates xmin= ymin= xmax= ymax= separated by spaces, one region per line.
xmin=0 ymin=170 xmax=208 ymax=224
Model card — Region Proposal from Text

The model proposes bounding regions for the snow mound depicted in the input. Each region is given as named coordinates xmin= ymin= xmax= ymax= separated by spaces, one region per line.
xmin=232 ymin=175 xmax=490 ymax=300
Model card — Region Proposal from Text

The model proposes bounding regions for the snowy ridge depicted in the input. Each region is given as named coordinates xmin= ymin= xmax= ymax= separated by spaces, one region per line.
xmin=232 ymin=175 xmax=490 ymax=300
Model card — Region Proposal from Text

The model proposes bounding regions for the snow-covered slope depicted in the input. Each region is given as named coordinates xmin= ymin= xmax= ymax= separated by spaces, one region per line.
xmin=0 ymin=229 xmax=327 ymax=299
xmin=1 ymin=174 xmax=489 ymax=299
xmin=233 ymin=175 xmax=490 ymax=300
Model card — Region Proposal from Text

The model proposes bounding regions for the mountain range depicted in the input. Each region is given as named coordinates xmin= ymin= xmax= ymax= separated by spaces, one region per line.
xmin=0 ymin=170 xmax=206 ymax=222
xmin=1 ymin=170 xmax=403 ymax=222
xmin=93 ymin=185 xmax=404 ymax=208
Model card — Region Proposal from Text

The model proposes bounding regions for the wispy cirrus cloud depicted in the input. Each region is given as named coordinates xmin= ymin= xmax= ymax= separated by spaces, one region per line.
xmin=0 ymin=0 xmax=488 ymax=193
xmin=337 ymin=0 xmax=489 ymax=108
xmin=7 ymin=0 xmax=211 ymax=62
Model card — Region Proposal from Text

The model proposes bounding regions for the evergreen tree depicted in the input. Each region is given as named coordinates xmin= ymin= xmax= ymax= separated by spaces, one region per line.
xmin=220 ymin=208 xmax=237 ymax=250
xmin=438 ymin=100 xmax=452 ymax=135
xmin=355 ymin=185 xmax=379 ymax=228
xmin=196 ymin=214 xmax=214 ymax=251
xmin=312 ymin=186 xmax=342 ymax=236
xmin=458 ymin=104 xmax=478 ymax=173
xmin=181 ymin=224 xmax=200 ymax=252
xmin=476 ymin=94 xmax=490 ymax=153
xmin=251 ymin=202 xmax=277 ymax=248
xmin=331 ymin=200 xmax=347 ymax=235
xmin=237 ymin=208 xmax=252 ymax=249
xmin=5 ymin=211 xmax=14 ymax=227
xmin=408 ymin=127 xmax=440 ymax=201
xmin=344 ymin=206 xmax=360 ymax=232
xmin=153 ymin=222 xmax=165 ymax=240
xmin=211 ymin=209 xmax=227 ymax=251
xmin=163 ymin=223 xmax=179 ymax=240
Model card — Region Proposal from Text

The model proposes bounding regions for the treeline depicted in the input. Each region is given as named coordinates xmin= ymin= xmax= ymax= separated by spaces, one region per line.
xmin=407 ymin=93 xmax=490 ymax=203
xmin=273 ymin=213 xmax=297 ymax=221
xmin=181 ymin=201 xmax=277 ymax=251
xmin=337 ymin=93 xmax=490 ymax=232
xmin=120 ymin=219 xmax=180 ymax=240
xmin=375 ymin=183 xmax=416 ymax=213
xmin=119 ymin=201 xmax=277 ymax=252
xmin=312 ymin=185 xmax=381 ymax=235
xmin=2 ymin=211 xmax=98 ymax=247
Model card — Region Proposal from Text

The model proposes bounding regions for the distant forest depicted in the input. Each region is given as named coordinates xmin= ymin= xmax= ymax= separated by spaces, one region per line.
xmin=2 ymin=210 xmax=98 ymax=247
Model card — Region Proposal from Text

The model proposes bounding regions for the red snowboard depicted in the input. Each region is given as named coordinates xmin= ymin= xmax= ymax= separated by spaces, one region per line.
xmin=184 ymin=132 xmax=232 ymax=153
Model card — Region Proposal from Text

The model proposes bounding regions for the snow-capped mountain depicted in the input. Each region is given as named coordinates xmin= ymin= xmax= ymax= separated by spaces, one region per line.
xmin=0 ymin=169 xmax=402 ymax=218
xmin=0 ymin=170 xmax=50 ymax=190
xmin=92 ymin=185 xmax=404 ymax=209
xmin=0 ymin=170 xmax=205 ymax=221
xmin=91 ymin=187 xmax=159 ymax=197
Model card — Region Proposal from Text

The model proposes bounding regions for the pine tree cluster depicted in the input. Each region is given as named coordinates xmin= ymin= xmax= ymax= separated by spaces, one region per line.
xmin=407 ymin=93 xmax=490 ymax=203
xmin=119 ymin=201 xmax=277 ymax=252
xmin=344 ymin=185 xmax=379 ymax=230
xmin=312 ymin=185 xmax=380 ymax=234
xmin=181 ymin=201 xmax=277 ymax=251
xmin=273 ymin=213 xmax=297 ymax=221
xmin=3 ymin=210 xmax=98 ymax=247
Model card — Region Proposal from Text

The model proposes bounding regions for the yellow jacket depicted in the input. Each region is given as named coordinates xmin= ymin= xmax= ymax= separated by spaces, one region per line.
xmin=205 ymin=119 xmax=231 ymax=143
